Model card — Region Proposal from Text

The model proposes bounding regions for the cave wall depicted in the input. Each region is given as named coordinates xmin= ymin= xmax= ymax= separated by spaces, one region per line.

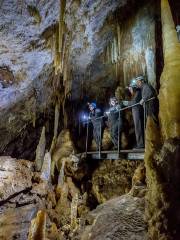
xmin=119 ymin=2 xmax=156 ymax=88
xmin=145 ymin=0 xmax=180 ymax=239
xmin=85 ymin=1 xmax=158 ymax=106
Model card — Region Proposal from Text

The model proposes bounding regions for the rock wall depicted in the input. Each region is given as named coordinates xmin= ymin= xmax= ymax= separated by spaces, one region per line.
xmin=119 ymin=2 xmax=156 ymax=88
xmin=145 ymin=0 xmax=180 ymax=239
xmin=83 ymin=0 xmax=157 ymax=105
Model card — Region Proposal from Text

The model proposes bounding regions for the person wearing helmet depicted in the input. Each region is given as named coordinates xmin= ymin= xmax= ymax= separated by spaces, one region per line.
xmin=135 ymin=76 xmax=158 ymax=124
xmin=123 ymin=79 xmax=144 ymax=149
xmin=88 ymin=102 xmax=104 ymax=150
xmin=106 ymin=97 xmax=123 ymax=149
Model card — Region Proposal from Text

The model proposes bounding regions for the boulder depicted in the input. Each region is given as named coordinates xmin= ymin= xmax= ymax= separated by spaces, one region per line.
xmin=0 ymin=156 xmax=33 ymax=202
xmin=0 ymin=204 xmax=40 ymax=240
xmin=81 ymin=194 xmax=147 ymax=240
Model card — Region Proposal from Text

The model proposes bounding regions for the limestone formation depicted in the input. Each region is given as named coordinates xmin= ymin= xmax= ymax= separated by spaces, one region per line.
xmin=0 ymin=1 xmax=179 ymax=240
xmin=52 ymin=129 xmax=75 ymax=172
xmin=35 ymin=126 xmax=46 ymax=172
xmin=145 ymin=0 xmax=180 ymax=239
xmin=159 ymin=0 xmax=180 ymax=140
xmin=40 ymin=151 xmax=51 ymax=182
xmin=0 ymin=156 xmax=33 ymax=202
xmin=28 ymin=210 xmax=46 ymax=240
xmin=91 ymin=160 xmax=139 ymax=204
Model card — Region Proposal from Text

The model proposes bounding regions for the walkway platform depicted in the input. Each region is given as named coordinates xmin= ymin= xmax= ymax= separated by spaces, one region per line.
xmin=77 ymin=149 xmax=145 ymax=160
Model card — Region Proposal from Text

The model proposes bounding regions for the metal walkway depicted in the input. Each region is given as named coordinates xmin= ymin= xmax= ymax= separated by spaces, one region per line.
xmin=77 ymin=149 xmax=145 ymax=160
xmin=80 ymin=97 xmax=155 ymax=161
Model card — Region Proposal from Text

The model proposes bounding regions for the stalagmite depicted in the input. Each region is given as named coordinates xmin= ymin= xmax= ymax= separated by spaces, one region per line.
xmin=58 ymin=158 xmax=66 ymax=187
xmin=59 ymin=0 xmax=66 ymax=55
xmin=28 ymin=211 xmax=46 ymax=240
xmin=40 ymin=151 xmax=51 ymax=182
xmin=50 ymin=104 xmax=60 ymax=153
xmin=35 ymin=126 xmax=46 ymax=172
xmin=159 ymin=0 xmax=180 ymax=139
xmin=71 ymin=193 xmax=79 ymax=229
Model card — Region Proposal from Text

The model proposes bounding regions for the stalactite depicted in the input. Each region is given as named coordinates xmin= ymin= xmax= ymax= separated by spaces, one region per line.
xmin=59 ymin=0 xmax=66 ymax=55
xmin=111 ymin=41 xmax=114 ymax=64
xmin=114 ymin=37 xmax=118 ymax=63
xmin=117 ymin=23 xmax=121 ymax=59
xmin=71 ymin=193 xmax=79 ymax=230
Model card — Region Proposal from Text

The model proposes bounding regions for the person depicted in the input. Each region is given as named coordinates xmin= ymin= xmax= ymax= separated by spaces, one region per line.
xmin=123 ymin=79 xmax=144 ymax=149
xmin=135 ymin=76 xmax=159 ymax=124
xmin=106 ymin=97 xmax=123 ymax=149
xmin=88 ymin=102 xmax=104 ymax=150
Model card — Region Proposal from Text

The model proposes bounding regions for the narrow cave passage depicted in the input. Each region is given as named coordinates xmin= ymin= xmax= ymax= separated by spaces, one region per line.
xmin=0 ymin=0 xmax=179 ymax=240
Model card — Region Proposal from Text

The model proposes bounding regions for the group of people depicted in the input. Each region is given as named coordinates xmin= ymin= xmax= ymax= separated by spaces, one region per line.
xmin=86 ymin=76 xmax=158 ymax=150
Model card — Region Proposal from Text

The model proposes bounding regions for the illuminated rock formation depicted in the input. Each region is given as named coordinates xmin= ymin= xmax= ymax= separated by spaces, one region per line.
xmin=159 ymin=0 xmax=180 ymax=140
xmin=145 ymin=0 xmax=180 ymax=239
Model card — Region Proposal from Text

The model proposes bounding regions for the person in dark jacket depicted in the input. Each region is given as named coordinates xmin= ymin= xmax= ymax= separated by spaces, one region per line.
xmin=135 ymin=76 xmax=159 ymax=124
xmin=123 ymin=79 xmax=144 ymax=148
xmin=88 ymin=102 xmax=104 ymax=150
xmin=106 ymin=97 xmax=123 ymax=149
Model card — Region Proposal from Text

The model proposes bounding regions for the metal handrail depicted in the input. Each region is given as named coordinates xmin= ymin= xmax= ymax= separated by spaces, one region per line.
xmin=84 ymin=97 xmax=156 ymax=157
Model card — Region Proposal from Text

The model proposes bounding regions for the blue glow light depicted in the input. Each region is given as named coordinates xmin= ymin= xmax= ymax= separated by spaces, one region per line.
xmin=80 ymin=113 xmax=89 ymax=122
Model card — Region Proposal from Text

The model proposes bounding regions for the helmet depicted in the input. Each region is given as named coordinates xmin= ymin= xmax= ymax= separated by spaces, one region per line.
xmin=135 ymin=75 xmax=144 ymax=81
xmin=129 ymin=79 xmax=137 ymax=88
xmin=109 ymin=97 xmax=118 ymax=105
xmin=89 ymin=102 xmax=96 ymax=109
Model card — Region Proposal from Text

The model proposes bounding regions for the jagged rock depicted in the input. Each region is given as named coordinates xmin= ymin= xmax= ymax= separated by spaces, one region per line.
xmin=46 ymin=222 xmax=65 ymax=240
xmin=52 ymin=130 xmax=75 ymax=171
xmin=7 ymin=192 xmax=43 ymax=207
xmin=91 ymin=159 xmax=139 ymax=203
xmin=31 ymin=182 xmax=48 ymax=197
xmin=0 ymin=156 xmax=33 ymax=202
xmin=0 ymin=204 xmax=40 ymax=240
xmin=132 ymin=162 xmax=146 ymax=186
xmin=80 ymin=194 xmax=147 ymax=240
xmin=64 ymin=154 xmax=89 ymax=181
xmin=55 ymin=182 xmax=71 ymax=226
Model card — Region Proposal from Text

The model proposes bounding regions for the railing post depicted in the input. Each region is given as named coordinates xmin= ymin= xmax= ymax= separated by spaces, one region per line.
xmin=78 ymin=115 xmax=81 ymax=136
xmin=85 ymin=120 xmax=89 ymax=156
xmin=98 ymin=120 xmax=102 ymax=159
xmin=143 ymin=101 xmax=146 ymax=144
xmin=118 ymin=110 xmax=121 ymax=157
